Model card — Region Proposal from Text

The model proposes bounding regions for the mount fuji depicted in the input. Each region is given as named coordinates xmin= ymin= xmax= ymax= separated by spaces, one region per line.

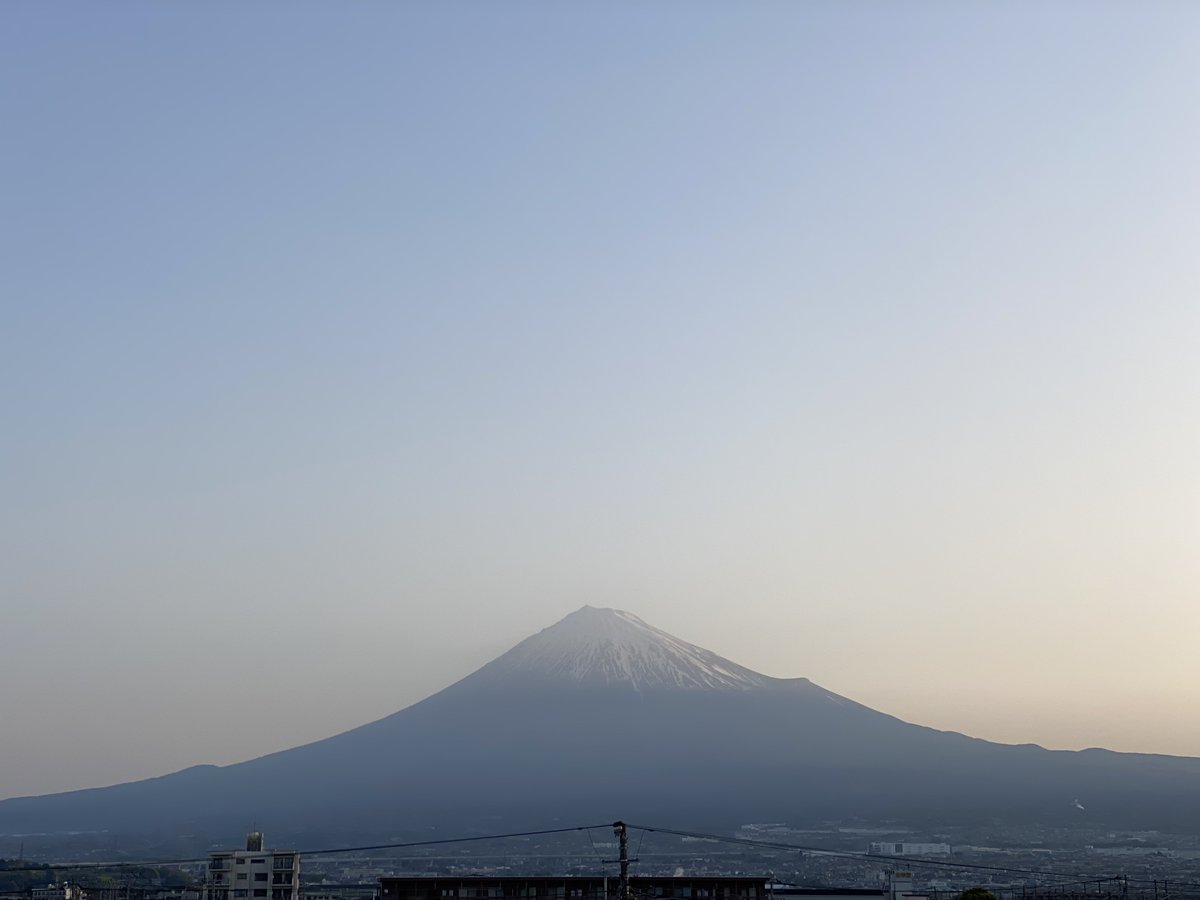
xmin=4 ymin=606 xmax=1200 ymax=846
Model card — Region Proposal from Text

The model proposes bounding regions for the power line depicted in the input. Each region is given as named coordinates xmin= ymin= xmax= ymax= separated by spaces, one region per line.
xmin=633 ymin=829 xmax=647 ymax=872
xmin=16 ymin=820 xmax=1200 ymax=892
xmin=627 ymin=824 xmax=1125 ymax=885
xmin=300 ymin=824 xmax=614 ymax=858
xmin=583 ymin=828 xmax=605 ymax=862
xmin=9 ymin=824 xmax=614 ymax=874
xmin=1125 ymin=880 xmax=1200 ymax=891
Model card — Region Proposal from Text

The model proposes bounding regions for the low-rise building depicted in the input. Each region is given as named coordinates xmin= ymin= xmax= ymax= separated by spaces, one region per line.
xmin=775 ymin=871 xmax=926 ymax=900
xmin=381 ymin=876 xmax=767 ymax=900
xmin=32 ymin=885 xmax=85 ymax=900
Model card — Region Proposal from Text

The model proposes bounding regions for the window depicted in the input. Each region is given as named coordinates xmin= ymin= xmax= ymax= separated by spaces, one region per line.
xmin=237 ymin=860 xmax=247 ymax=866
xmin=254 ymin=874 xmax=268 ymax=882
xmin=251 ymin=859 xmax=266 ymax=865
xmin=237 ymin=875 xmax=247 ymax=882
xmin=254 ymin=891 xmax=267 ymax=897
xmin=236 ymin=892 xmax=247 ymax=897
xmin=273 ymin=858 xmax=294 ymax=870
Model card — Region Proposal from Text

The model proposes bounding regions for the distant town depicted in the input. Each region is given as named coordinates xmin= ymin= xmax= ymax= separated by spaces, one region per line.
xmin=5 ymin=819 xmax=1200 ymax=900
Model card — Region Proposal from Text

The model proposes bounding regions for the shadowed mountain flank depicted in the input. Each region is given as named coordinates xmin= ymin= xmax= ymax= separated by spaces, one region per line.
xmin=3 ymin=606 xmax=1200 ymax=845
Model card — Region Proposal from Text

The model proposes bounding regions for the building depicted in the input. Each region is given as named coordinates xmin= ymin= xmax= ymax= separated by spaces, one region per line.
xmin=773 ymin=889 xmax=888 ymax=900
xmin=380 ymin=876 xmax=767 ymax=900
xmin=867 ymin=844 xmax=951 ymax=858
xmin=775 ymin=873 xmax=926 ymax=900
xmin=886 ymin=872 xmax=926 ymax=900
xmin=205 ymin=833 xmax=300 ymax=900
xmin=32 ymin=886 xmax=86 ymax=900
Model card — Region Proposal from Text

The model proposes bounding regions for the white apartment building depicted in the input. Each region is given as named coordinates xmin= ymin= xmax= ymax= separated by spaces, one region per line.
xmin=869 ymin=843 xmax=951 ymax=857
xmin=205 ymin=833 xmax=300 ymax=900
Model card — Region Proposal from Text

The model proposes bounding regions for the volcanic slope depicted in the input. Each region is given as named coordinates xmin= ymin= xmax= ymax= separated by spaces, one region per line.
xmin=3 ymin=606 xmax=1200 ymax=842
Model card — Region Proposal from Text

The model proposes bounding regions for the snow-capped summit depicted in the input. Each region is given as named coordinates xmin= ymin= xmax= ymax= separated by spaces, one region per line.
xmin=479 ymin=605 xmax=772 ymax=691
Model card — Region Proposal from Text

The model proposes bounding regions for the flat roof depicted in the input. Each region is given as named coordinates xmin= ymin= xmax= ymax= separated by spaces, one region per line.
xmin=380 ymin=878 xmax=767 ymax=884
xmin=772 ymin=891 xmax=886 ymax=897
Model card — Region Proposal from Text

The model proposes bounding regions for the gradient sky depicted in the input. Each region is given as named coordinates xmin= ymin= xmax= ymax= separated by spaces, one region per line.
xmin=2 ymin=2 xmax=1198 ymax=801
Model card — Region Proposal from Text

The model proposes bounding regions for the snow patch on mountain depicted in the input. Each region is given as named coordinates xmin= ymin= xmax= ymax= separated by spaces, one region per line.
xmin=487 ymin=606 xmax=772 ymax=691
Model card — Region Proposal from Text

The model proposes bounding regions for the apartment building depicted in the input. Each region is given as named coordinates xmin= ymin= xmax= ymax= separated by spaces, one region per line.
xmin=204 ymin=833 xmax=299 ymax=900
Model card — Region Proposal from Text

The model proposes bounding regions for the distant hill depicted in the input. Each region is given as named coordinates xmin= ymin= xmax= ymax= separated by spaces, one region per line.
xmin=4 ymin=606 xmax=1200 ymax=848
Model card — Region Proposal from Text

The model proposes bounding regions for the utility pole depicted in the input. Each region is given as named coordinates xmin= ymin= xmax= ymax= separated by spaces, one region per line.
xmin=613 ymin=822 xmax=629 ymax=900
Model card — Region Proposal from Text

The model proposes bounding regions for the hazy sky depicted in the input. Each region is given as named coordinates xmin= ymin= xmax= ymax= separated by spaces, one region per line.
xmin=2 ymin=2 xmax=1198 ymax=801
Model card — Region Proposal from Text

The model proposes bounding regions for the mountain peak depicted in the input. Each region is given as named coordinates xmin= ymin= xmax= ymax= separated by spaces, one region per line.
xmin=480 ymin=606 xmax=772 ymax=691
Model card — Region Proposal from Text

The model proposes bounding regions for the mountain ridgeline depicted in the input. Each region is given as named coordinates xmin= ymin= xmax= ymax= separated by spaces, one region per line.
xmin=4 ymin=607 xmax=1200 ymax=846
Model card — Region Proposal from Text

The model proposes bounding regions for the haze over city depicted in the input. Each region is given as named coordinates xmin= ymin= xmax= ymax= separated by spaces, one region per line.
xmin=2 ymin=0 xmax=1198 ymax=811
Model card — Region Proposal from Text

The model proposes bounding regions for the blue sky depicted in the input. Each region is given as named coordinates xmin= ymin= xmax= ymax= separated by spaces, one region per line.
xmin=2 ymin=2 xmax=1198 ymax=799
